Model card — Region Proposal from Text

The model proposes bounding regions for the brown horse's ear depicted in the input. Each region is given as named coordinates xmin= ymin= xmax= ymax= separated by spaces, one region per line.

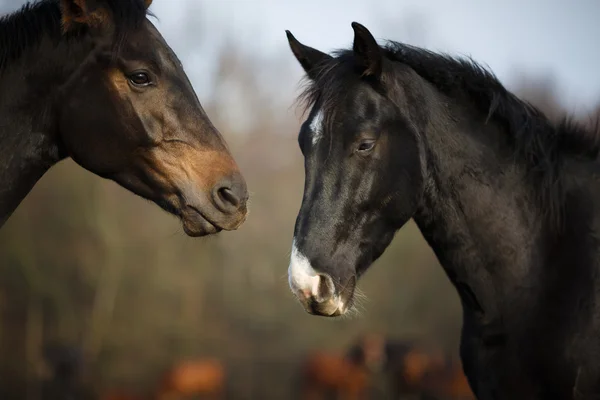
xmin=60 ymin=0 xmax=111 ymax=33
xmin=144 ymin=0 xmax=153 ymax=9
xmin=285 ymin=30 xmax=333 ymax=80
xmin=351 ymin=21 xmax=382 ymax=78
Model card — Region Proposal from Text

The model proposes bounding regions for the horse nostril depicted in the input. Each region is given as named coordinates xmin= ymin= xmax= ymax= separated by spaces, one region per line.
xmin=316 ymin=274 xmax=335 ymax=302
xmin=218 ymin=187 xmax=240 ymax=208
xmin=212 ymin=174 xmax=248 ymax=214
xmin=212 ymin=176 xmax=248 ymax=214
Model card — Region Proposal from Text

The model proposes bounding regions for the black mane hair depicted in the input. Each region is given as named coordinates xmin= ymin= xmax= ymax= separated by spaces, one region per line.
xmin=0 ymin=0 xmax=151 ymax=71
xmin=297 ymin=41 xmax=600 ymax=229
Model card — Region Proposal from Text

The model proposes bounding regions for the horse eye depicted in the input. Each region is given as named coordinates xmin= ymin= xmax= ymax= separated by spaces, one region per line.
xmin=357 ymin=140 xmax=376 ymax=153
xmin=128 ymin=72 xmax=151 ymax=87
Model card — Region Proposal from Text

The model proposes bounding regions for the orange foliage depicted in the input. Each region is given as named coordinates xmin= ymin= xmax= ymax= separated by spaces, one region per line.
xmin=155 ymin=359 xmax=225 ymax=399
xmin=299 ymin=352 xmax=371 ymax=400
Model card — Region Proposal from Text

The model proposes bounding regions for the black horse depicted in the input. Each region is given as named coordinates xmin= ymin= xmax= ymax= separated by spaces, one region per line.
xmin=0 ymin=0 xmax=248 ymax=237
xmin=285 ymin=22 xmax=600 ymax=399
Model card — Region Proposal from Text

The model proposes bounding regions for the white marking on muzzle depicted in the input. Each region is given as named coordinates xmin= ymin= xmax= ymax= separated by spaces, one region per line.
xmin=309 ymin=109 xmax=324 ymax=146
xmin=288 ymin=239 xmax=320 ymax=297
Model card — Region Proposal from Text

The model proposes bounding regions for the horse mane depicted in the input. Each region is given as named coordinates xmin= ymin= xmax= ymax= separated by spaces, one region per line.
xmin=0 ymin=0 xmax=151 ymax=71
xmin=297 ymin=41 xmax=600 ymax=228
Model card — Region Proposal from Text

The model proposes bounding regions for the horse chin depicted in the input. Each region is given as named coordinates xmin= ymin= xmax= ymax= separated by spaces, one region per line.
xmin=180 ymin=209 xmax=222 ymax=237
xmin=309 ymin=297 xmax=353 ymax=318
xmin=304 ymin=276 xmax=357 ymax=318
xmin=306 ymin=298 xmax=344 ymax=317
xmin=182 ymin=219 xmax=221 ymax=237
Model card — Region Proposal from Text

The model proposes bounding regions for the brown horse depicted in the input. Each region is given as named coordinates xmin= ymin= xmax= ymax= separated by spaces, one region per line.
xmin=346 ymin=335 xmax=475 ymax=400
xmin=0 ymin=0 xmax=247 ymax=237
xmin=385 ymin=342 xmax=475 ymax=400
xmin=417 ymin=362 xmax=475 ymax=400
xmin=101 ymin=392 xmax=145 ymax=400
xmin=100 ymin=359 xmax=224 ymax=400
xmin=154 ymin=359 xmax=225 ymax=400
xmin=298 ymin=351 xmax=372 ymax=400
xmin=345 ymin=333 xmax=387 ymax=373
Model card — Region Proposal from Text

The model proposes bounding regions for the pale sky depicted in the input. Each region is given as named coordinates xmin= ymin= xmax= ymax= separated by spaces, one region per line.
xmin=2 ymin=0 xmax=600 ymax=114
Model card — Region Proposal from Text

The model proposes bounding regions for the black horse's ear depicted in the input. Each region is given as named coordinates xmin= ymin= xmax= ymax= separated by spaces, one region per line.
xmin=286 ymin=30 xmax=333 ymax=80
xmin=351 ymin=22 xmax=382 ymax=78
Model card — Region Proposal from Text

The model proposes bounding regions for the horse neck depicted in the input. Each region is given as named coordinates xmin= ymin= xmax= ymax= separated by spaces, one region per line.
xmin=0 ymin=20 xmax=95 ymax=227
xmin=412 ymin=99 xmax=544 ymax=323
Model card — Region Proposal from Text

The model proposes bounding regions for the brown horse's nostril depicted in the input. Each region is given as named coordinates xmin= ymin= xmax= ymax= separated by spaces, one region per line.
xmin=218 ymin=187 xmax=240 ymax=207
xmin=212 ymin=175 xmax=248 ymax=214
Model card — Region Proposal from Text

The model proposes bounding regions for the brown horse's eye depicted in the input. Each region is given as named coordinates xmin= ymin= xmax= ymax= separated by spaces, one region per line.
xmin=128 ymin=72 xmax=151 ymax=87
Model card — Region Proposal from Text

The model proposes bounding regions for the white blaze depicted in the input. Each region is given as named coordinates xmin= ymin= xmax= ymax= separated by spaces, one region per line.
xmin=309 ymin=109 xmax=324 ymax=146
xmin=288 ymin=239 xmax=320 ymax=296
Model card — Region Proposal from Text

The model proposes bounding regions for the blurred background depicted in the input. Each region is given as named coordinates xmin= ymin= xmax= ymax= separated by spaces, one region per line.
xmin=1 ymin=0 xmax=599 ymax=398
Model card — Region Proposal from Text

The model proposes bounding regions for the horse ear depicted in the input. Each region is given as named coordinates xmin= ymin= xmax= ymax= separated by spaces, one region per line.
xmin=351 ymin=22 xmax=382 ymax=78
xmin=59 ymin=0 xmax=112 ymax=33
xmin=144 ymin=0 xmax=153 ymax=9
xmin=286 ymin=30 xmax=333 ymax=80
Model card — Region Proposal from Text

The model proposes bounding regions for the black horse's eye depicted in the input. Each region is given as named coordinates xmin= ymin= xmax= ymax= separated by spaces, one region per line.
xmin=127 ymin=72 xmax=151 ymax=87
xmin=357 ymin=140 xmax=376 ymax=153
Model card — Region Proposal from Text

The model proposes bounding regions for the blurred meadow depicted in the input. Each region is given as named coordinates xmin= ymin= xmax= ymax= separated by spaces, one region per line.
xmin=1 ymin=0 xmax=599 ymax=398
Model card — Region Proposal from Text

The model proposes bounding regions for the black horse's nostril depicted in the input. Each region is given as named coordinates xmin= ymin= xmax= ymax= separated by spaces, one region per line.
xmin=316 ymin=274 xmax=335 ymax=302
xmin=212 ymin=174 xmax=248 ymax=214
